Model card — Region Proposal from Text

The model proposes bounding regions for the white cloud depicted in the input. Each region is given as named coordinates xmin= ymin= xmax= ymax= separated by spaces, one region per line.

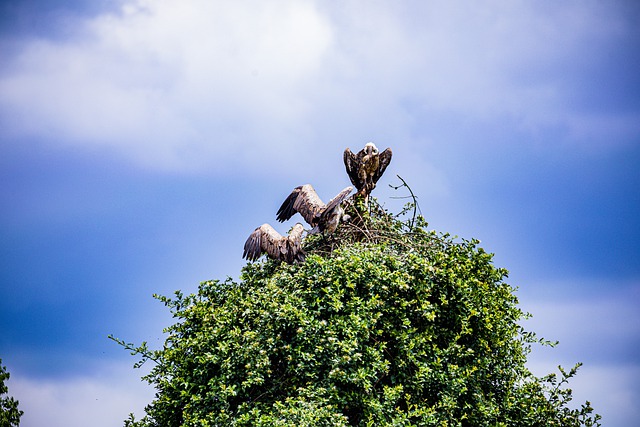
xmin=522 ymin=281 xmax=640 ymax=427
xmin=0 ymin=0 xmax=635 ymax=172
xmin=526 ymin=361 xmax=640 ymax=427
xmin=9 ymin=361 xmax=155 ymax=427
xmin=572 ymin=364 xmax=640 ymax=427
xmin=0 ymin=0 xmax=333 ymax=171
xmin=520 ymin=281 xmax=640 ymax=360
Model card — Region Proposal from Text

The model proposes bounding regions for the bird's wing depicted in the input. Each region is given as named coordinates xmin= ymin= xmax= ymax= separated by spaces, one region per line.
xmin=373 ymin=147 xmax=393 ymax=183
xmin=276 ymin=184 xmax=324 ymax=226
xmin=242 ymin=223 xmax=283 ymax=261
xmin=288 ymin=223 xmax=306 ymax=263
xmin=243 ymin=225 xmax=264 ymax=261
xmin=289 ymin=223 xmax=305 ymax=241
xmin=276 ymin=186 xmax=301 ymax=222
xmin=343 ymin=148 xmax=363 ymax=189
xmin=260 ymin=223 xmax=287 ymax=259
xmin=321 ymin=186 xmax=353 ymax=216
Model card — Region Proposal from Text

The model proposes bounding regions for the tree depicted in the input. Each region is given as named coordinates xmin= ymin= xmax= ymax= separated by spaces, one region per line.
xmin=0 ymin=358 xmax=23 ymax=427
xmin=112 ymin=193 xmax=601 ymax=426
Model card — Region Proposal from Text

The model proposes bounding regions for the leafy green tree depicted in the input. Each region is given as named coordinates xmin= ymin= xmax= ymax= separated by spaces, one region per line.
xmin=113 ymin=194 xmax=601 ymax=426
xmin=0 ymin=358 xmax=23 ymax=427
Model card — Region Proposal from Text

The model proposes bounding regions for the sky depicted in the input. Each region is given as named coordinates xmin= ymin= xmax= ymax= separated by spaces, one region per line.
xmin=0 ymin=0 xmax=639 ymax=425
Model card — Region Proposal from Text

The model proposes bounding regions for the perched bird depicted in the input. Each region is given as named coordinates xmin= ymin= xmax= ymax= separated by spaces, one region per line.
xmin=343 ymin=142 xmax=393 ymax=199
xmin=276 ymin=184 xmax=353 ymax=234
xmin=243 ymin=223 xmax=306 ymax=264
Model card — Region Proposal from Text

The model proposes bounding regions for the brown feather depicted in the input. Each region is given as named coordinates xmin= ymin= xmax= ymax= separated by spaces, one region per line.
xmin=343 ymin=148 xmax=362 ymax=189
xmin=276 ymin=184 xmax=352 ymax=233
xmin=343 ymin=142 xmax=392 ymax=198
xmin=242 ymin=223 xmax=305 ymax=264
xmin=373 ymin=147 xmax=393 ymax=183
xmin=276 ymin=184 xmax=324 ymax=225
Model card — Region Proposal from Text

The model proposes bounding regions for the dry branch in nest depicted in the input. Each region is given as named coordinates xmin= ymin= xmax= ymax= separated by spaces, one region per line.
xmin=301 ymin=176 xmax=439 ymax=258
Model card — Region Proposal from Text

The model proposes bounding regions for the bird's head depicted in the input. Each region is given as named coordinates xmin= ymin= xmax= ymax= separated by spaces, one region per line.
xmin=364 ymin=142 xmax=379 ymax=156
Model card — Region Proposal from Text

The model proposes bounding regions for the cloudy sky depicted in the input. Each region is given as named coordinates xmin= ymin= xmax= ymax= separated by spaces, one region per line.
xmin=1 ymin=0 xmax=639 ymax=425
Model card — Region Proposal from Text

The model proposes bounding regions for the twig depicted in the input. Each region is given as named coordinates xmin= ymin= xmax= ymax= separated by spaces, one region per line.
xmin=389 ymin=174 xmax=420 ymax=229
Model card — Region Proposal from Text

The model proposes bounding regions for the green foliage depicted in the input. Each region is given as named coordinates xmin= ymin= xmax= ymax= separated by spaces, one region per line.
xmin=113 ymin=195 xmax=601 ymax=427
xmin=0 ymin=358 xmax=23 ymax=427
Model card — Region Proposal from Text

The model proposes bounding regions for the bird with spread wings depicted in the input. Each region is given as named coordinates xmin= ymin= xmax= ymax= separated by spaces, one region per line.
xmin=343 ymin=142 xmax=392 ymax=200
xmin=243 ymin=223 xmax=306 ymax=264
xmin=276 ymin=184 xmax=353 ymax=235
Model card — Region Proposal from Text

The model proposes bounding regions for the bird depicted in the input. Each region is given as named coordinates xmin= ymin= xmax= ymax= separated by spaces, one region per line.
xmin=276 ymin=184 xmax=353 ymax=234
xmin=343 ymin=142 xmax=393 ymax=199
xmin=243 ymin=223 xmax=306 ymax=264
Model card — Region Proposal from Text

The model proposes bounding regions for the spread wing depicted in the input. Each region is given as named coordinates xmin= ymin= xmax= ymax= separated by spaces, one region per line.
xmin=312 ymin=186 xmax=354 ymax=234
xmin=243 ymin=223 xmax=283 ymax=261
xmin=242 ymin=223 xmax=305 ymax=264
xmin=320 ymin=186 xmax=353 ymax=219
xmin=287 ymin=223 xmax=306 ymax=264
xmin=373 ymin=147 xmax=392 ymax=183
xmin=343 ymin=148 xmax=364 ymax=190
xmin=276 ymin=184 xmax=325 ymax=226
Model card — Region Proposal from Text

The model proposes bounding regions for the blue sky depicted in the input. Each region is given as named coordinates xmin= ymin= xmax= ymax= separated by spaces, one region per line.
xmin=1 ymin=0 xmax=639 ymax=425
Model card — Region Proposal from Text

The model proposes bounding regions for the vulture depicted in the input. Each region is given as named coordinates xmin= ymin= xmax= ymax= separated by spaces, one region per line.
xmin=343 ymin=142 xmax=393 ymax=198
xmin=276 ymin=184 xmax=353 ymax=234
xmin=243 ymin=223 xmax=305 ymax=264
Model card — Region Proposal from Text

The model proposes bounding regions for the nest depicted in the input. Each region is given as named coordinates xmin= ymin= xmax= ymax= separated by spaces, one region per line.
xmin=302 ymin=195 xmax=437 ymax=259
